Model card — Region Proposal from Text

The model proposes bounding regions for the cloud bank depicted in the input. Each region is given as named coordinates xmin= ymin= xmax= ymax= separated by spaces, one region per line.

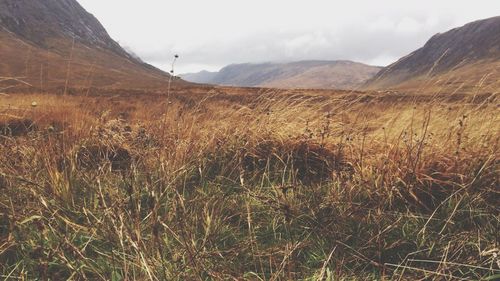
xmin=78 ymin=0 xmax=500 ymax=73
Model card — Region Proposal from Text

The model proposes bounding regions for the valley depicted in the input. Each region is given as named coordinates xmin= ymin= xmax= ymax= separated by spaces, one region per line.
xmin=0 ymin=0 xmax=498 ymax=280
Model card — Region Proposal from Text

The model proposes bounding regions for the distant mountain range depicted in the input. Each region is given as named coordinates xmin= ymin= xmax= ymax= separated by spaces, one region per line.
xmin=365 ymin=16 xmax=500 ymax=93
xmin=184 ymin=17 xmax=500 ymax=93
xmin=0 ymin=0 xmax=188 ymax=91
xmin=181 ymin=61 xmax=382 ymax=90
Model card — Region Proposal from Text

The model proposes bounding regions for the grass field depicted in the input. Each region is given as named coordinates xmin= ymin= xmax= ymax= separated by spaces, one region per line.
xmin=0 ymin=88 xmax=498 ymax=280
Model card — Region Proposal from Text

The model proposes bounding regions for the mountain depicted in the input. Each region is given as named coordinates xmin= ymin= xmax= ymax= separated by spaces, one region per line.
xmin=366 ymin=16 xmax=500 ymax=93
xmin=181 ymin=61 xmax=382 ymax=90
xmin=0 ymin=0 xmax=188 ymax=91
xmin=181 ymin=70 xmax=219 ymax=84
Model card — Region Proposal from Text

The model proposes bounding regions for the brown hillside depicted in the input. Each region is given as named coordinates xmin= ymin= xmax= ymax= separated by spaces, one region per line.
xmin=182 ymin=61 xmax=382 ymax=90
xmin=366 ymin=16 xmax=500 ymax=94
xmin=0 ymin=0 xmax=189 ymax=92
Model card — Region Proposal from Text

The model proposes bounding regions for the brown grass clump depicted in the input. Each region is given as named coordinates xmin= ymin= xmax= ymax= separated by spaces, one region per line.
xmin=0 ymin=118 xmax=36 ymax=136
xmin=0 ymin=89 xmax=498 ymax=280
xmin=75 ymin=145 xmax=132 ymax=172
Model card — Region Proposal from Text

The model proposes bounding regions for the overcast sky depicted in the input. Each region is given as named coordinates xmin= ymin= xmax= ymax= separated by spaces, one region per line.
xmin=77 ymin=0 xmax=500 ymax=74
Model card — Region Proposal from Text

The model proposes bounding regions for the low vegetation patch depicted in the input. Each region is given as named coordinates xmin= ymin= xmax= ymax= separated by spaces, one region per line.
xmin=0 ymin=91 xmax=498 ymax=280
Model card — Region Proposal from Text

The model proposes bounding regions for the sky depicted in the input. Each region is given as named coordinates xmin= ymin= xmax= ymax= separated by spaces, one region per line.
xmin=77 ymin=0 xmax=500 ymax=74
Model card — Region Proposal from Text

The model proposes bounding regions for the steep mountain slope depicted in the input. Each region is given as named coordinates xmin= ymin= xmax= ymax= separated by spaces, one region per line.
xmin=182 ymin=61 xmax=382 ymax=90
xmin=0 ymin=0 xmax=188 ymax=91
xmin=366 ymin=16 xmax=500 ymax=93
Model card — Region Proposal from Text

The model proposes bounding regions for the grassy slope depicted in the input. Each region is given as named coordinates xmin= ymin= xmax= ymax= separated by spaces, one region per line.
xmin=198 ymin=61 xmax=381 ymax=90
xmin=366 ymin=59 xmax=500 ymax=95
xmin=260 ymin=63 xmax=381 ymax=90
xmin=0 ymin=30 xmax=188 ymax=92
xmin=0 ymin=88 xmax=499 ymax=280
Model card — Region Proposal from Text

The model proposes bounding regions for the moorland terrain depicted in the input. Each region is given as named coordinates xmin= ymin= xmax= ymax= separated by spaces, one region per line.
xmin=0 ymin=0 xmax=499 ymax=280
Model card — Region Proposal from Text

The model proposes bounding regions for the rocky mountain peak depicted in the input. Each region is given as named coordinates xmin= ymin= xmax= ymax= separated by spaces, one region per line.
xmin=0 ymin=0 xmax=131 ymax=58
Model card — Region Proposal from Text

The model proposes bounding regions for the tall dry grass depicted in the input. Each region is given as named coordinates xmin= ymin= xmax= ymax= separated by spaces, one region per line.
xmin=0 ymin=89 xmax=498 ymax=280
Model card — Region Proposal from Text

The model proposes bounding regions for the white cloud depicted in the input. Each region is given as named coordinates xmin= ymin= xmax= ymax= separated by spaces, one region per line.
xmin=77 ymin=0 xmax=500 ymax=73
xmin=396 ymin=17 xmax=422 ymax=33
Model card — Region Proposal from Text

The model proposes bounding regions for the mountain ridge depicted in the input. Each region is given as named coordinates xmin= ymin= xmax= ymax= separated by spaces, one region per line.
xmin=0 ymin=0 xmax=189 ymax=91
xmin=0 ymin=0 xmax=130 ymax=58
xmin=181 ymin=60 xmax=382 ymax=90
xmin=366 ymin=16 xmax=500 ymax=93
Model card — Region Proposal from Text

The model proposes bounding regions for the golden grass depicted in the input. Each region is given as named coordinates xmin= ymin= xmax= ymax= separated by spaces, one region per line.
xmin=0 ymin=89 xmax=498 ymax=280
